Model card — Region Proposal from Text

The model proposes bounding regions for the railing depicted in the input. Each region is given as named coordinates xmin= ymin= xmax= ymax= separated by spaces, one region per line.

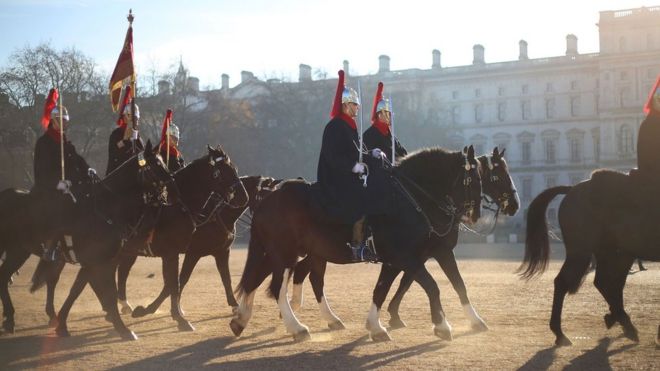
xmin=607 ymin=6 xmax=660 ymax=19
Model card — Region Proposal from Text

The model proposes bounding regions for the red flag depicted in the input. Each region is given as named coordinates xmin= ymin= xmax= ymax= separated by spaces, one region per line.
xmin=644 ymin=75 xmax=660 ymax=116
xmin=41 ymin=88 xmax=59 ymax=130
xmin=160 ymin=109 xmax=173 ymax=143
xmin=116 ymin=86 xmax=132 ymax=127
xmin=109 ymin=25 xmax=135 ymax=112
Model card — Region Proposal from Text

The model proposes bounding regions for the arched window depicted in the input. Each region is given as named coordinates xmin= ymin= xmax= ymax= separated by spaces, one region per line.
xmin=618 ymin=124 xmax=634 ymax=155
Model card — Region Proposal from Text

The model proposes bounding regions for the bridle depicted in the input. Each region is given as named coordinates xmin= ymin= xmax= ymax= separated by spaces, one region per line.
xmin=480 ymin=155 xmax=516 ymax=213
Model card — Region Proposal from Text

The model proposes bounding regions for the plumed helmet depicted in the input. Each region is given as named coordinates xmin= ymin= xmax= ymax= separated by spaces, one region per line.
xmin=376 ymin=98 xmax=390 ymax=113
xmin=371 ymin=82 xmax=391 ymax=123
xmin=50 ymin=106 xmax=69 ymax=121
xmin=342 ymin=86 xmax=360 ymax=105
xmin=167 ymin=122 xmax=180 ymax=140
xmin=122 ymin=102 xmax=140 ymax=119
xmin=644 ymin=75 xmax=660 ymax=115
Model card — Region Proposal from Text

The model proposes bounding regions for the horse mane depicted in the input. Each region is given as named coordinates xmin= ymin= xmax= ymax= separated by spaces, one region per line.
xmin=397 ymin=147 xmax=463 ymax=193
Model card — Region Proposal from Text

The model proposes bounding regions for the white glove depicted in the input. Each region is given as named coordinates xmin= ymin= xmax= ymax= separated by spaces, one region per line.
xmin=352 ymin=162 xmax=365 ymax=174
xmin=131 ymin=130 xmax=138 ymax=140
xmin=56 ymin=180 xmax=72 ymax=192
xmin=88 ymin=168 xmax=97 ymax=177
xmin=371 ymin=148 xmax=386 ymax=159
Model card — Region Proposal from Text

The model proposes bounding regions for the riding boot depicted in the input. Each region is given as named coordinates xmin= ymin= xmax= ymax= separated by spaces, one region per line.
xmin=349 ymin=217 xmax=378 ymax=263
xmin=41 ymin=239 xmax=60 ymax=262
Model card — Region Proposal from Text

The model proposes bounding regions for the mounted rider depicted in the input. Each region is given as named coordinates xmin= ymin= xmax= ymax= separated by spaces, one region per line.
xmin=33 ymin=88 xmax=96 ymax=261
xmin=316 ymin=70 xmax=379 ymax=262
xmin=363 ymin=82 xmax=407 ymax=163
xmin=158 ymin=109 xmax=185 ymax=173
xmin=106 ymin=86 xmax=144 ymax=175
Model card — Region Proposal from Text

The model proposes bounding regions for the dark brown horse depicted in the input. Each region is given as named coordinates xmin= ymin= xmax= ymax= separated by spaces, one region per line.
xmin=230 ymin=146 xmax=482 ymax=341
xmin=520 ymin=169 xmax=660 ymax=346
xmin=289 ymin=148 xmax=519 ymax=339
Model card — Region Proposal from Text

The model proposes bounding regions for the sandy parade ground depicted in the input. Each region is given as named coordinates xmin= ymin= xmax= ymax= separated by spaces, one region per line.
xmin=0 ymin=245 xmax=657 ymax=370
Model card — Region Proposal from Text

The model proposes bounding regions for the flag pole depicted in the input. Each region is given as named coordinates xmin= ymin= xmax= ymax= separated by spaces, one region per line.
xmin=59 ymin=92 xmax=65 ymax=181
xmin=390 ymin=96 xmax=395 ymax=162
xmin=127 ymin=9 xmax=138 ymax=154
xmin=357 ymin=80 xmax=364 ymax=164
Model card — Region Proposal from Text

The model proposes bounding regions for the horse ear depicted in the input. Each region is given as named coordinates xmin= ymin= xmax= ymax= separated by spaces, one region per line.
xmin=500 ymin=148 xmax=506 ymax=157
xmin=463 ymin=146 xmax=468 ymax=154
xmin=468 ymin=145 xmax=475 ymax=159
xmin=145 ymin=140 xmax=152 ymax=153
xmin=493 ymin=146 xmax=499 ymax=157
xmin=207 ymin=144 xmax=212 ymax=153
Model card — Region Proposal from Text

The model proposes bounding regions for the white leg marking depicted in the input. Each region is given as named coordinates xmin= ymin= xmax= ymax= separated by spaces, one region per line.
xmin=435 ymin=315 xmax=452 ymax=335
xmin=235 ymin=290 xmax=256 ymax=327
xmin=290 ymin=283 xmax=304 ymax=311
xmin=277 ymin=269 xmax=308 ymax=335
xmin=463 ymin=303 xmax=486 ymax=327
xmin=318 ymin=296 xmax=343 ymax=327
xmin=365 ymin=302 xmax=387 ymax=336
xmin=118 ymin=299 xmax=133 ymax=314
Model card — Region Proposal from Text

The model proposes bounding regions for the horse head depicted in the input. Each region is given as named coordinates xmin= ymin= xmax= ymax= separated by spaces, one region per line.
xmin=205 ymin=144 xmax=249 ymax=209
xmin=478 ymin=147 xmax=519 ymax=216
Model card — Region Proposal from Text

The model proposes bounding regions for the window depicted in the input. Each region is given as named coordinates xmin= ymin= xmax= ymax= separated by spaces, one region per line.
xmin=521 ymin=141 xmax=532 ymax=164
xmin=648 ymin=33 xmax=654 ymax=50
xmin=522 ymin=84 xmax=529 ymax=94
xmin=545 ymin=98 xmax=555 ymax=119
xmin=498 ymin=87 xmax=505 ymax=96
xmin=521 ymin=178 xmax=532 ymax=202
xmin=497 ymin=102 xmax=506 ymax=121
xmin=545 ymin=175 xmax=557 ymax=188
xmin=474 ymin=143 xmax=484 ymax=155
xmin=570 ymin=80 xmax=578 ymax=90
xmin=569 ymin=137 xmax=582 ymax=163
xmin=522 ymin=100 xmax=531 ymax=120
xmin=619 ymin=36 xmax=627 ymax=52
xmin=474 ymin=104 xmax=483 ymax=123
xmin=544 ymin=138 xmax=556 ymax=164
xmin=546 ymin=82 xmax=554 ymax=92
xmin=451 ymin=105 xmax=461 ymax=124
xmin=569 ymin=174 xmax=583 ymax=185
xmin=592 ymin=128 xmax=601 ymax=163
xmin=618 ymin=124 xmax=634 ymax=155
xmin=619 ymin=88 xmax=628 ymax=108
xmin=570 ymin=96 xmax=580 ymax=117
xmin=452 ymin=90 xmax=459 ymax=99
xmin=547 ymin=208 xmax=557 ymax=221
xmin=620 ymin=71 xmax=628 ymax=80
xmin=474 ymin=88 xmax=481 ymax=98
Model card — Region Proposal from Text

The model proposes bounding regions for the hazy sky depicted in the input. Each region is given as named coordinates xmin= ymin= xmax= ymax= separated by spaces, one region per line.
xmin=0 ymin=0 xmax=652 ymax=89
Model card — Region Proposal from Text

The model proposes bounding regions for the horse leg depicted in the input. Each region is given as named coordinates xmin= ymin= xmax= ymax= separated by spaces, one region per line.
xmin=593 ymin=253 xmax=637 ymax=342
xmin=45 ymin=260 xmax=66 ymax=326
xmin=0 ymin=249 xmax=30 ymax=334
xmin=212 ymin=249 xmax=238 ymax=310
xmin=290 ymin=255 xmax=311 ymax=312
xmin=163 ymin=254 xmax=194 ymax=331
xmin=55 ymin=266 xmax=90 ymax=337
xmin=550 ymin=253 xmax=591 ymax=346
xmin=413 ymin=266 xmax=453 ymax=341
xmin=308 ymin=259 xmax=344 ymax=330
xmin=366 ymin=264 xmax=401 ymax=342
xmin=386 ymin=271 xmax=412 ymax=329
xmin=87 ymin=261 xmax=137 ymax=340
xmin=116 ymin=254 xmax=138 ymax=315
xmin=434 ymin=248 xmax=488 ymax=331
xmin=273 ymin=267 xmax=310 ymax=341
xmin=230 ymin=255 xmax=272 ymax=336
xmin=132 ymin=257 xmax=170 ymax=318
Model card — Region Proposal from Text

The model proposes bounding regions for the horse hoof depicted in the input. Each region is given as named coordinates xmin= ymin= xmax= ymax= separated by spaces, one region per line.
xmin=229 ymin=319 xmax=244 ymax=337
xmin=623 ymin=328 xmax=639 ymax=343
xmin=471 ymin=321 xmax=489 ymax=332
xmin=293 ymin=329 xmax=311 ymax=342
xmin=328 ymin=321 xmax=346 ymax=330
xmin=56 ymin=326 xmax=70 ymax=337
xmin=555 ymin=335 xmax=572 ymax=347
xmin=131 ymin=306 xmax=149 ymax=318
xmin=604 ymin=314 xmax=616 ymax=329
xmin=371 ymin=331 xmax=392 ymax=342
xmin=178 ymin=321 xmax=195 ymax=332
xmin=120 ymin=330 xmax=138 ymax=341
xmin=121 ymin=306 xmax=133 ymax=315
xmin=2 ymin=319 xmax=14 ymax=334
xmin=104 ymin=314 xmax=113 ymax=323
xmin=434 ymin=326 xmax=453 ymax=341
xmin=48 ymin=316 xmax=59 ymax=328
xmin=389 ymin=317 xmax=407 ymax=329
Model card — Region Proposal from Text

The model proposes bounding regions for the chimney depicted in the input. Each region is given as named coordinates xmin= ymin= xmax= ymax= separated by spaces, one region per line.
xmin=519 ymin=40 xmax=528 ymax=60
xmin=299 ymin=64 xmax=312 ymax=82
xmin=432 ymin=49 xmax=442 ymax=69
xmin=186 ymin=76 xmax=199 ymax=94
xmin=343 ymin=60 xmax=350 ymax=75
xmin=221 ymin=74 xmax=229 ymax=90
xmin=158 ymin=80 xmax=171 ymax=95
xmin=241 ymin=71 xmax=254 ymax=84
xmin=378 ymin=55 xmax=390 ymax=73
xmin=473 ymin=44 xmax=485 ymax=65
xmin=566 ymin=34 xmax=578 ymax=56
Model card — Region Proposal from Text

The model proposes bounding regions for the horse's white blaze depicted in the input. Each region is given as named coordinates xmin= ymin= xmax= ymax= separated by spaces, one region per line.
xmin=365 ymin=302 xmax=387 ymax=335
xmin=290 ymin=283 xmax=304 ymax=311
xmin=277 ymin=269 xmax=308 ymax=335
xmin=463 ymin=303 xmax=486 ymax=326
xmin=318 ymin=296 xmax=341 ymax=325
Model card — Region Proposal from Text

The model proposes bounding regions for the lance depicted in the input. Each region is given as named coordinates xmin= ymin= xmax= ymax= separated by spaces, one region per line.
xmin=357 ymin=79 xmax=364 ymax=164
xmin=166 ymin=115 xmax=171 ymax=167
xmin=390 ymin=96 xmax=395 ymax=162
xmin=58 ymin=92 xmax=65 ymax=181
xmin=128 ymin=9 xmax=138 ymax=154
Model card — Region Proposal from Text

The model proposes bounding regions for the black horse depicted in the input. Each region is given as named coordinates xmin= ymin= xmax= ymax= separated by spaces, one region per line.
xmin=116 ymin=175 xmax=271 ymax=317
xmin=289 ymin=148 xmax=519 ymax=339
xmin=230 ymin=146 xmax=482 ymax=341
xmin=0 ymin=142 xmax=174 ymax=339
xmin=520 ymin=169 xmax=660 ymax=346
xmin=36 ymin=145 xmax=248 ymax=335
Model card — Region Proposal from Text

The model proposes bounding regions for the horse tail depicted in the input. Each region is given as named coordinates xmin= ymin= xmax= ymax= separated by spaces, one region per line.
xmin=30 ymin=258 xmax=65 ymax=293
xmin=234 ymin=226 xmax=266 ymax=301
xmin=518 ymin=186 xmax=572 ymax=280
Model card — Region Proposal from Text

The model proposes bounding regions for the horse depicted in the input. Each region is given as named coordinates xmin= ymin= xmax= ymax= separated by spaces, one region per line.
xmin=117 ymin=175 xmax=272 ymax=317
xmin=35 ymin=145 xmax=248 ymax=335
xmin=289 ymin=147 xmax=519 ymax=339
xmin=0 ymin=142 xmax=174 ymax=340
xmin=230 ymin=146 xmax=482 ymax=341
xmin=519 ymin=169 xmax=660 ymax=346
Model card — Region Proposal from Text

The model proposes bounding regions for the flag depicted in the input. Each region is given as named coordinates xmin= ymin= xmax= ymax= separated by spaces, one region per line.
xmin=109 ymin=25 xmax=135 ymax=112
xmin=160 ymin=109 xmax=173 ymax=143
xmin=643 ymin=75 xmax=660 ymax=115
xmin=41 ymin=88 xmax=59 ymax=130
xmin=116 ymin=86 xmax=132 ymax=127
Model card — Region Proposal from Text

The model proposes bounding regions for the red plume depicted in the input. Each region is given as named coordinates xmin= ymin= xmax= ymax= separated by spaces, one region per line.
xmin=41 ymin=88 xmax=59 ymax=130
xmin=330 ymin=70 xmax=345 ymax=119
xmin=644 ymin=75 xmax=660 ymax=116
xmin=116 ymin=86 xmax=132 ymax=127
xmin=160 ymin=109 xmax=173 ymax=143
xmin=371 ymin=82 xmax=384 ymax=123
